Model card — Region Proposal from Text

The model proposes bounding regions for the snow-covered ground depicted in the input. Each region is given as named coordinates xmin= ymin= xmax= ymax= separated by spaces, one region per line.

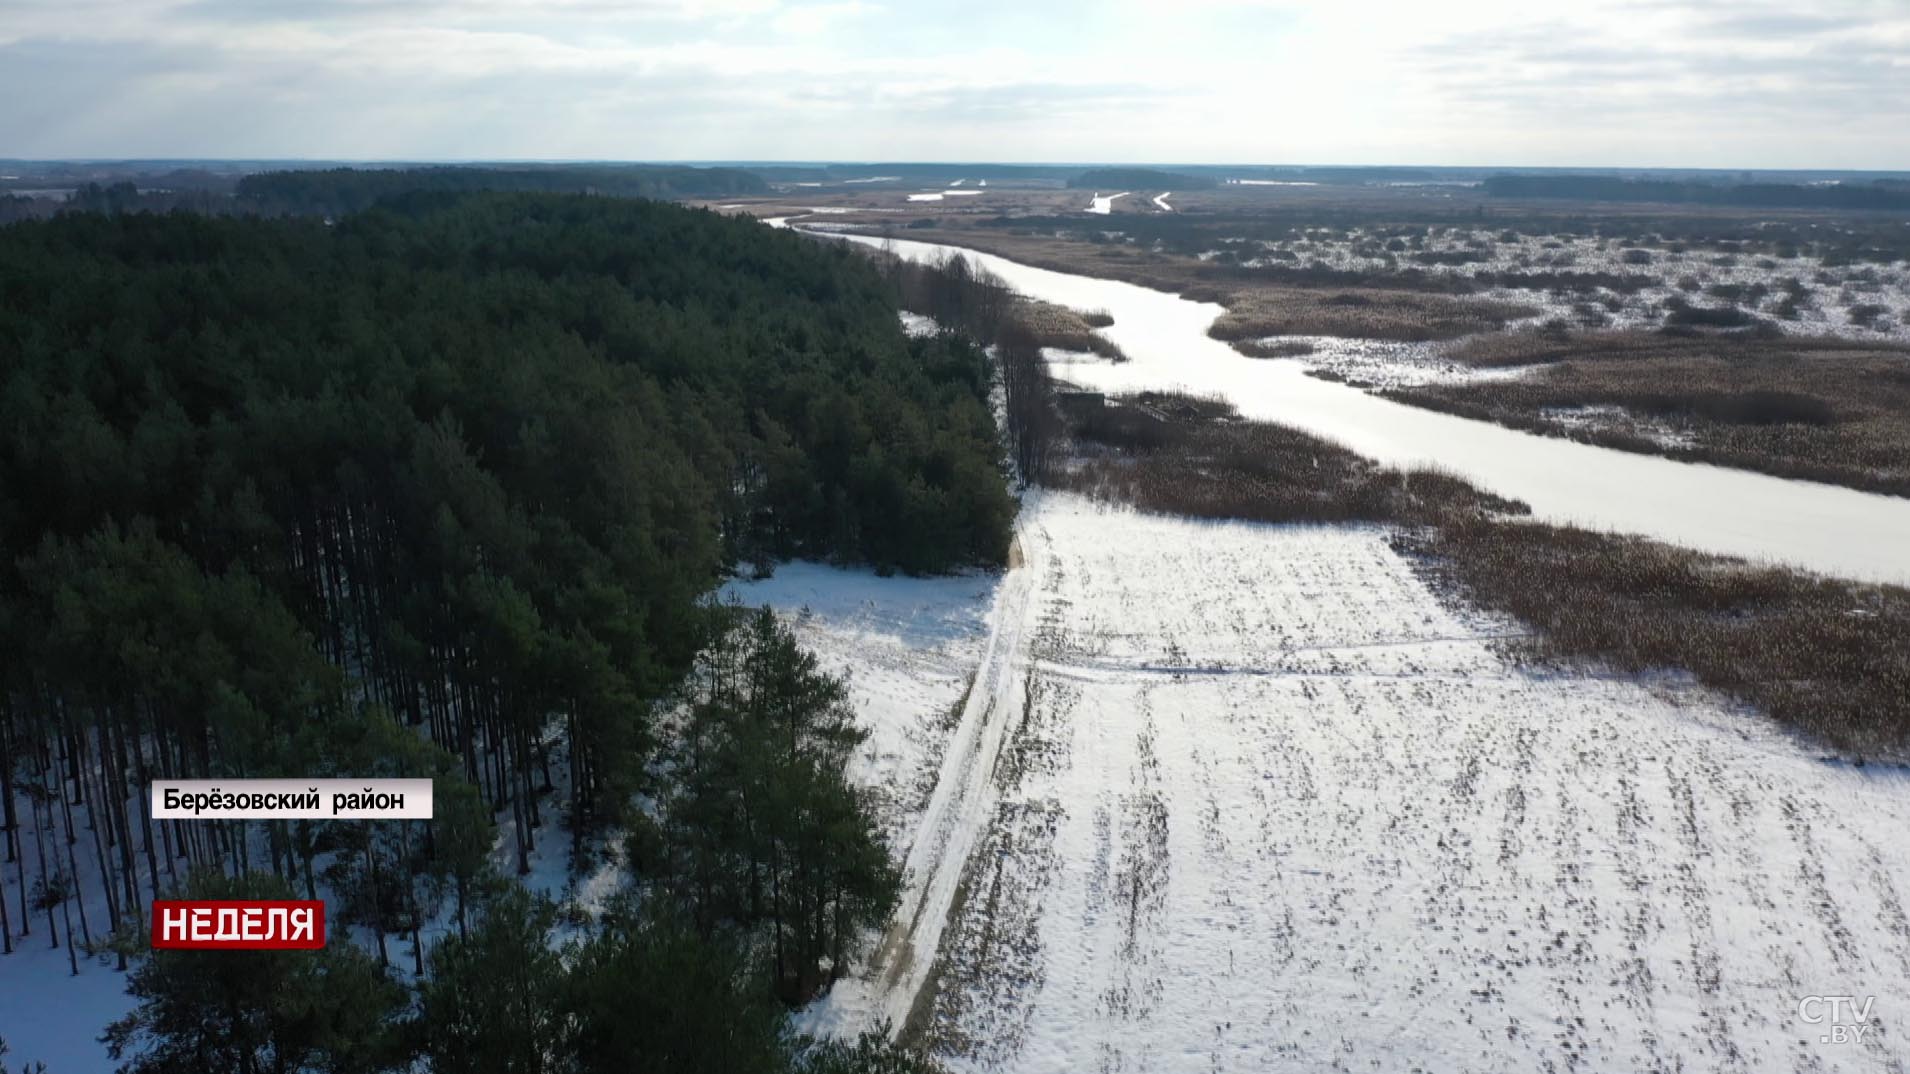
xmin=1086 ymin=193 xmax=1130 ymax=215
xmin=0 ymin=914 xmax=135 ymax=1072
xmin=1199 ymin=228 xmax=1910 ymax=342
xmin=1241 ymin=335 xmax=1536 ymax=389
xmin=0 ymin=727 xmax=623 ymax=1073
xmin=1153 ymin=192 xmax=1173 ymax=212
xmin=809 ymin=493 xmax=1910 ymax=1073
xmin=722 ymin=562 xmax=998 ymax=858
xmin=899 ymin=310 xmax=942 ymax=337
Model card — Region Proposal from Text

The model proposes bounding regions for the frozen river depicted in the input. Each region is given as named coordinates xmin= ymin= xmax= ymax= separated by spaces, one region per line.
xmin=818 ymin=228 xmax=1910 ymax=586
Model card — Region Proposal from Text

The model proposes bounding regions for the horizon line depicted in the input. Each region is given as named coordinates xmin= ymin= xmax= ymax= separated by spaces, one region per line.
xmin=6 ymin=158 xmax=1910 ymax=175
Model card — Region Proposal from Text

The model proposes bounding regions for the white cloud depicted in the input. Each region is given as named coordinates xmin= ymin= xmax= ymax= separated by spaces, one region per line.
xmin=771 ymin=0 xmax=878 ymax=35
xmin=1 ymin=0 xmax=1905 ymax=165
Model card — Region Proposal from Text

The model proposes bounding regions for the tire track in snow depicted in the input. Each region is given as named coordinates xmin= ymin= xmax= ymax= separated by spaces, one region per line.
xmin=864 ymin=505 xmax=1051 ymax=1033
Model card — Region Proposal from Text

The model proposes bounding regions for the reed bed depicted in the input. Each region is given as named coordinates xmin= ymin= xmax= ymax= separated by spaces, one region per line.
xmin=1235 ymin=340 xmax=1318 ymax=359
xmin=1014 ymin=298 xmax=1127 ymax=360
xmin=1057 ymin=392 xmax=1525 ymax=525
xmin=1208 ymin=288 xmax=1535 ymax=343
xmin=1395 ymin=330 xmax=1910 ymax=496
xmin=1416 ymin=518 xmax=1910 ymax=758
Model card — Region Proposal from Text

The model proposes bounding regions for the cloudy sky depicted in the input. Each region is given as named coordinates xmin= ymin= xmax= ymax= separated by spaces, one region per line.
xmin=3 ymin=0 xmax=1907 ymax=167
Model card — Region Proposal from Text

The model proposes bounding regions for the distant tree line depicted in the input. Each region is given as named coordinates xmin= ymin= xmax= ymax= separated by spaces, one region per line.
xmin=1483 ymin=174 xmax=1910 ymax=211
xmin=748 ymin=163 xmax=1077 ymax=183
xmin=0 ymin=195 xmax=53 ymax=224
xmin=878 ymin=250 xmax=1059 ymax=483
xmin=0 ymin=166 xmax=771 ymax=223
xmin=235 ymin=165 xmax=768 ymax=216
xmin=1066 ymin=167 xmax=1216 ymax=191
xmin=0 ymin=192 xmax=1005 ymax=1071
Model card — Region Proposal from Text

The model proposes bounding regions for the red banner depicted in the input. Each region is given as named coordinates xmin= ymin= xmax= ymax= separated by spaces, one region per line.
xmin=150 ymin=900 xmax=326 ymax=949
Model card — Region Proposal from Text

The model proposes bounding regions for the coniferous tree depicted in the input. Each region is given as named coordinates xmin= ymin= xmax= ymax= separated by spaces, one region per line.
xmin=665 ymin=608 xmax=900 ymax=1003
xmin=565 ymin=900 xmax=787 ymax=1074
xmin=103 ymin=871 xmax=407 ymax=1074
xmin=418 ymin=887 xmax=570 ymax=1074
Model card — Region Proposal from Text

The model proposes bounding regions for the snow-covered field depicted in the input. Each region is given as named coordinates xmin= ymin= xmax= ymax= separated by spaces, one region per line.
xmin=810 ymin=493 xmax=1910 ymax=1073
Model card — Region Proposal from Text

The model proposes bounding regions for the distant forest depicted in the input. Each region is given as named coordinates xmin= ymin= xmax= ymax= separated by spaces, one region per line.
xmin=0 ymin=164 xmax=769 ymax=223
xmin=0 ymin=192 xmax=1007 ymax=1071
xmin=745 ymin=162 xmax=1079 ymax=183
xmin=1484 ymin=174 xmax=1910 ymax=211
xmin=1066 ymin=167 xmax=1217 ymax=190
xmin=238 ymin=165 xmax=768 ymax=214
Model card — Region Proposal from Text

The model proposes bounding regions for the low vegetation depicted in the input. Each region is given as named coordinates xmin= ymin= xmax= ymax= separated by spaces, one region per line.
xmin=1236 ymin=339 xmax=1317 ymax=358
xmin=1057 ymin=392 xmax=1525 ymax=523
xmin=1483 ymin=173 xmax=1910 ymax=211
xmin=1010 ymin=299 xmax=1127 ymax=359
xmin=1206 ymin=286 xmax=1536 ymax=343
xmin=1052 ymin=392 xmax=1910 ymax=758
xmin=1387 ymin=329 xmax=1910 ymax=496
xmin=1411 ymin=517 xmax=1910 ymax=759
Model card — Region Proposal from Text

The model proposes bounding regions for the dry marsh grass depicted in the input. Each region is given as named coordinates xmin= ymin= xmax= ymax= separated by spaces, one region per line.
xmin=1413 ymin=518 xmax=1910 ymax=759
xmin=1235 ymin=340 xmax=1317 ymax=359
xmin=1054 ymin=391 xmax=1910 ymax=759
xmin=1056 ymin=391 xmax=1527 ymax=526
xmin=1014 ymin=298 xmax=1127 ymax=360
xmin=1207 ymin=287 xmax=1536 ymax=343
xmin=1393 ymin=329 xmax=1910 ymax=496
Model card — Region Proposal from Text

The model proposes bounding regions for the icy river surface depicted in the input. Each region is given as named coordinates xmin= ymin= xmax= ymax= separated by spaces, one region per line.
xmin=821 ymin=229 xmax=1910 ymax=586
